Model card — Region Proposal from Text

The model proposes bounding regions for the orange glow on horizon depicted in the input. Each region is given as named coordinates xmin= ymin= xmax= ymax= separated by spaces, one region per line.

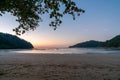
xmin=33 ymin=42 xmax=70 ymax=48
xmin=20 ymin=35 xmax=71 ymax=48
xmin=18 ymin=31 xmax=84 ymax=49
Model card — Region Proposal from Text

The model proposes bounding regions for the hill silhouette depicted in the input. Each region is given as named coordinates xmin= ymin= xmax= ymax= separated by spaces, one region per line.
xmin=69 ymin=35 xmax=120 ymax=48
xmin=69 ymin=40 xmax=104 ymax=48
xmin=0 ymin=32 xmax=33 ymax=49
xmin=105 ymin=35 xmax=120 ymax=47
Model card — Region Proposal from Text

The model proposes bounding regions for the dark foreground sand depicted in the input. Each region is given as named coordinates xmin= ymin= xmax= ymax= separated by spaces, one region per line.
xmin=0 ymin=53 xmax=120 ymax=80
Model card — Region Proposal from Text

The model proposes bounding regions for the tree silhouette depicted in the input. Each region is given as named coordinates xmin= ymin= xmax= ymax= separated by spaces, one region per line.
xmin=0 ymin=0 xmax=85 ymax=35
xmin=0 ymin=32 xmax=33 ymax=49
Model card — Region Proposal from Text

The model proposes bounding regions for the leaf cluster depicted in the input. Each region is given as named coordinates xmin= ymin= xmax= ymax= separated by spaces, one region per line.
xmin=0 ymin=0 xmax=85 ymax=35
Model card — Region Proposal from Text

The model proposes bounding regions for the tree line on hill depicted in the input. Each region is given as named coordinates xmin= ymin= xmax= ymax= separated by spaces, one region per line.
xmin=0 ymin=32 xmax=33 ymax=49
xmin=69 ymin=35 xmax=120 ymax=48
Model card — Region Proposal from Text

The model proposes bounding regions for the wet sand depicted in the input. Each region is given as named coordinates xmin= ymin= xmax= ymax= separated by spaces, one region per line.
xmin=0 ymin=53 xmax=120 ymax=80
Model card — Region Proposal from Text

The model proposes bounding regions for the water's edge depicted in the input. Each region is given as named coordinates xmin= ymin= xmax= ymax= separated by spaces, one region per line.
xmin=0 ymin=48 xmax=120 ymax=54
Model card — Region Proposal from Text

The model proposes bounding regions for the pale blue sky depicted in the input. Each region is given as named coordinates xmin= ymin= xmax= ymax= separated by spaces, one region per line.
xmin=0 ymin=0 xmax=120 ymax=48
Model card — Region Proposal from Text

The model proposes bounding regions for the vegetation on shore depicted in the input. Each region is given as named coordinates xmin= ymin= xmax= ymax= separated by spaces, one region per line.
xmin=0 ymin=32 xmax=33 ymax=49
xmin=69 ymin=35 xmax=120 ymax=48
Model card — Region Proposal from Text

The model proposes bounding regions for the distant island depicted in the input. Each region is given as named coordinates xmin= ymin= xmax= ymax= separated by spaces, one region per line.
xmin=0 ymin=32 xmax=33 ymax=49
xmin=69 ymin=35 xmax=120 ymax=48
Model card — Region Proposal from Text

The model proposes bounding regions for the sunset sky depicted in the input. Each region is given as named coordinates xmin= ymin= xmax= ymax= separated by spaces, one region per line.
xmin=0 ymin=0 xmax=120 ymax=48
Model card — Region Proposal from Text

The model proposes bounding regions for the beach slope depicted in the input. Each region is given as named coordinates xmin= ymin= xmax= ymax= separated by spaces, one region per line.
xmin=0 ymin=54 xmax=120 ymax=80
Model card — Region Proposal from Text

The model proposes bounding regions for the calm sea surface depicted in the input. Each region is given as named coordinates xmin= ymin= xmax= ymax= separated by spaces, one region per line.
xmin=0 ymin=48 xmax=120 ymax=54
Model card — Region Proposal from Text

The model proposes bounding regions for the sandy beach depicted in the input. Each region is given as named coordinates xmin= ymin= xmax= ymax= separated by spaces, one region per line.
xmin=0 ymin=53 xmax=120 ymax=80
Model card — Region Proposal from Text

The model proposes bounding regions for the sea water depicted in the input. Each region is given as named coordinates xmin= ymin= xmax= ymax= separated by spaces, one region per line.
xmin=0 ymin=48 xmax=120 ymax=54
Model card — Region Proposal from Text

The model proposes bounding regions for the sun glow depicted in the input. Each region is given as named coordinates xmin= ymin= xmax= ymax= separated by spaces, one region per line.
xmin=32 ymin=40 xmax=71 ymax=49
xmin=19 ymin=34 xmax=71 ymax=48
